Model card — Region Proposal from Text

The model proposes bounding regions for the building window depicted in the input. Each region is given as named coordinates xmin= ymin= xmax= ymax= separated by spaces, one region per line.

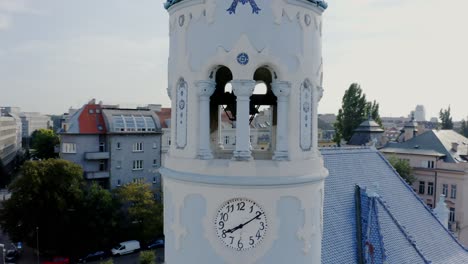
xmin=116 ymin=160 xmax=121 ymax=169
xmin=117 ymin=179 xmax=121 ymax=186
xmin=99 ymin=161 xmax=106 ymax=171
xmin=133 ymin=160 xmax=143 ymax=170
xmin=99 ymin=142 xmax=105 ymax=152
xmin=89 ymin=109 xmax=94 ymax=114
xmin=167 ymin=137 xmax=171 ymax=146
xmin=133 ymin=177 xmax=145 ymax=183
xmin=96 ymin=109 xmax=101 ymax=114
xmin=153 ymin=177 xmax=157 ymax=184
xmin=425 ymin=160 xmax=435 ymax=168
xmin=419 ymin=181 xmax=425 ymax=194
xmin=62 ymin=143 xmax=77 ymax=154
xmin=427 ymin=203 xmax=433 ymax=208
xmin=133 ymin=142 xmax=143 ymax=152
xmin=153 ymin=159 xmax=158 ymax=167
xmin=451 ymin=185 xmax=457 ymax=199
xmin=153 ymin=142 xmax=158 ymax=149
xmin=427 ymin=182 xmax=434 ymax=195
xmin=116 ymin=142 xmax=121 ymax=149
xmin=449 ymin=207 xmax=456 ymax=222
xmin=442 ymin=184 xmax=448 ymax=196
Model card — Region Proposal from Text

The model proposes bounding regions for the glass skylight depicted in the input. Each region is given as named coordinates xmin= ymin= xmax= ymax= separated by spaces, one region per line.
xmin=112 ymin=115 xmax=157 ymax=132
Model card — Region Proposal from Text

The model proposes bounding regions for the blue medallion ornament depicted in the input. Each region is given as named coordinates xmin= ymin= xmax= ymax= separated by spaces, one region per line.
xmin=237 ymin=53 xmax=249 ymax=65
xmin=227 ymin=0 xmax=261 ymax=14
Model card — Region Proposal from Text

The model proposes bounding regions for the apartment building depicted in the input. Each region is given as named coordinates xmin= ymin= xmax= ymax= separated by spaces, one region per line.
xmin=59 ymin=100 xmax=163 ymax=190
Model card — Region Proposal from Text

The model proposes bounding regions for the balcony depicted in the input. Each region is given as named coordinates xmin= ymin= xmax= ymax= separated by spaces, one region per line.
xmin=85 ymin=171 xmax=110 ymax=179
xmin=85 ymin=152 xmax=110 ymax=160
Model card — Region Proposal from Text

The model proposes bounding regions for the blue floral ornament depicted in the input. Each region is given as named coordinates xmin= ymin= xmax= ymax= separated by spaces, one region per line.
xmin=227 ymin=0 xmax=261 ymax=14
xmin=237 ymin=53 xmax=249 ymax=65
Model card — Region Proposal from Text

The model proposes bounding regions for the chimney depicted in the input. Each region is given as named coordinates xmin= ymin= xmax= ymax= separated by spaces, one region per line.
xmin=433 ymin=195 xmax=450 ymax=229
xmin=452 ymin=142 xmax=459 ymax=152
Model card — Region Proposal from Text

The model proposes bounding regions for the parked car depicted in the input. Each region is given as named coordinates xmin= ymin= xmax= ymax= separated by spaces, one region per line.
xmin=77 ymin=251 xmax=108 ymax=263
xmin=41 ymin=256 xmax=70 ymax=264
xmin=146 ymin=238 xmax=164 ymax=249
xmin=111 ymin=240 xmax=140 ymax=256
xmin=5 ymin=249 xmax=19 ymax=263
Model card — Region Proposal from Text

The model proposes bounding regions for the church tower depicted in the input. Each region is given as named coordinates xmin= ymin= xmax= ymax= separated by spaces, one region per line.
xmin=161 ymin=1 xmax=328 ymax=263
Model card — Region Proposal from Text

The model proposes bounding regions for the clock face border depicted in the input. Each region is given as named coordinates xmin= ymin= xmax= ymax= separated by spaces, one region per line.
xmin=214 ymin=197 xmax=268 ymax=251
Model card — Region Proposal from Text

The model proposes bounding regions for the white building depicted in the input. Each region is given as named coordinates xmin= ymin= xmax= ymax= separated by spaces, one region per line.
xmin=20 ymin=112 xmax=52 ymax=138
xmin=0 ymin=107 xmax=22 ymax=170
xmin=414 ymin=105 xmax=427 ymax=122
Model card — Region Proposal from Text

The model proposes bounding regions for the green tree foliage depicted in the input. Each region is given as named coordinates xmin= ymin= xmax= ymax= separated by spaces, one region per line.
xmin=0 ymin=160 xmax=119 ymax=257
xmin=334 ymin=83 xmax=382 ymax=144
xmin=439 ymin=106 xmax=454 ymax=129
xmin=0 ymin=159 xmax=10 ymax=188
xmin=460 ymin=119 xmax=468 ymax=138
xmin=100 ymin=260 xmax=114 ymax=264
xmin=387 ymin=155 xmax=416 ymax=185
xmin=31 ymin=129 xmax=59 ymax=159
xmin=114 ymin=182 xmax=163 ymax=242
xmin=139 ymin=250 xmax=156 ymax=264
xmin=0 ymin=159 xmax=83 ymax=254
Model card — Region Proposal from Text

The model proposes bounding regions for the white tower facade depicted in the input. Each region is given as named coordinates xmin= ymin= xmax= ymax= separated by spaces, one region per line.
xmin=162 ymin=1 xmax=328 ymax=263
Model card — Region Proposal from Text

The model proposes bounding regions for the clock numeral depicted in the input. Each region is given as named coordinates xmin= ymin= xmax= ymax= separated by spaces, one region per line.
xmin=260 ymin=221 xmax=265 ymax=230
xmin=237 ymin=202 xmax=245 ymax=211
xmin=222 ymin=230 xmax=227 ymax=238
xmin=255 ymin=211 xmax=262 ymax=219
xmin=249 ymin=236 xmax=255 ymax=245
xmin=256 ymin=230 xmax=261 ymax=240
xmin=249 ymin=205 xmax=254 ymax=213
xmin=221 ymin=213 xmax=228 ymax=222
xmin=218 ymin=221 xmax=224 ymax=229
xmin=229 ymin=236 xmax=235 ymax=245
xmin=227 ymin=204 xmax=234 ymax=213
xmin=237 ymin=239 xmax=244 ymax=249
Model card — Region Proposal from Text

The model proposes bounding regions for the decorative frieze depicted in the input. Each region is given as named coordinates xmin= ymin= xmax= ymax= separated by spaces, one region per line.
xmin=176 ymin=78 xmax=188 ymax=149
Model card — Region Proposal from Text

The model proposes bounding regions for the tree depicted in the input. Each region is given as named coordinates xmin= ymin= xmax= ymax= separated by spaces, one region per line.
xmin=460 ymin=119 xmax=468 ymax=137
xmin=113 ymin=182 xmax=163 ymax=242
xmin=387 ymin=155 xmax=416 ymax=185
xmin=31 ymin=129 xmax=59 ymax=159
xmin=439 ymin=106 xmax=454 ymax=129
xmin=0 ymin=159 xmax=84 ymax=254
xmin=140 ymin=250 xmax=156 ymax=264
xmin=334 ymin=83 xmax=382 ymax=144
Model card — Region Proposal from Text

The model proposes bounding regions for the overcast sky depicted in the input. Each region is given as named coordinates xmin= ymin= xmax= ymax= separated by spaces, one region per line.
xmin=0 ymin=0 xmax=467 ymax=120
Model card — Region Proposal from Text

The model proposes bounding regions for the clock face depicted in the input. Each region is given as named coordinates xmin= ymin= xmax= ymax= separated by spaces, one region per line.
xmin=214 ymin=198 xmax=267 ymax=251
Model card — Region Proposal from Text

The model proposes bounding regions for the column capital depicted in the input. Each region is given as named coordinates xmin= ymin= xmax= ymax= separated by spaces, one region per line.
xmin=195 ymin=80 xmax=216 ymax=97
xmin=231 ymin=79 xmax=256 ymax=97
xmin=272 ymin=81 xmax=291 ymax=98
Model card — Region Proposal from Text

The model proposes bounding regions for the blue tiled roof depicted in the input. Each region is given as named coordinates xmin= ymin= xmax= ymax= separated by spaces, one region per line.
xmin=321 ymin=147 xmax=468 ymax=264
xmin=164 ymin=0 xmax=328 ymax=10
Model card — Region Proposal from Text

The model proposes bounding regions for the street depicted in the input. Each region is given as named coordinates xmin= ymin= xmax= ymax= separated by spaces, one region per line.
xmin=86 ymin=248 xmax=164 ymax=264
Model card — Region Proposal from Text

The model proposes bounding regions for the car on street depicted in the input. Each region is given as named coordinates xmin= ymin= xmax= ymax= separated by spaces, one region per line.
xmin=5 ymin=249 xmax=19 ymax=263
xmin=41 ymin=256 xmax=70 ymax=264
xmin=111 ymin=240 xmax=140 ymax=256
xmin=146 ymin=239 xmax=164 ymax=250
xmin=77 ymin=251 xmax=109 ymax=263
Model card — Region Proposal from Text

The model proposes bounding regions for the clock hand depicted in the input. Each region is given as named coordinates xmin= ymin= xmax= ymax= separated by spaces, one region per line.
xmin=226 ymin=212 xmax=263 ymax=233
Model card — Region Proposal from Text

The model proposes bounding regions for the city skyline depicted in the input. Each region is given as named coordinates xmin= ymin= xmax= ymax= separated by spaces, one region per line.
xmin=0 ymin=0 xmax=467 ymax=120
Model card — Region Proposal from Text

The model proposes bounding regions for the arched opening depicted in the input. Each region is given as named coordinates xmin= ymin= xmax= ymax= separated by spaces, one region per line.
xmin=250 ymin=67 xmax=277 ymax=158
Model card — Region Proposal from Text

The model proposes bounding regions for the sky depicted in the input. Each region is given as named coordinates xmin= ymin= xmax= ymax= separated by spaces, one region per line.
xmin=0 ymin=0 xmax=467 ymax=120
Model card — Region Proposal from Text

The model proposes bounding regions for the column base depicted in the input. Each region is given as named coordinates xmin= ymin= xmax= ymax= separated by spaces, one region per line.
xmin=197 ymin=149 xmax=213 ymax=160
xmin=232 ymin=150 xmax=253 ymax=161
xmin=273 ymin=151 xmax=289 ymax=161
xmin=217 ymin=143 xmax=224 ymax=150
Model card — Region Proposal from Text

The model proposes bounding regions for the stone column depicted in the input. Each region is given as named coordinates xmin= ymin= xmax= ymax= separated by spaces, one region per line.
xmin=195 ymin=80 xmax=216 ymax=160
xmin=218 ymin=105 xmax=224 ymax=150
xmin=272 ymin=81 xmax=291 ymax=161
xmin=231 ymin=80 xmax=255 ymax=161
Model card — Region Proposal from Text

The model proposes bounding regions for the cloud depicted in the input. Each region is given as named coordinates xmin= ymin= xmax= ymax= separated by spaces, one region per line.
xmin=0 ymin=0 xmax=43 ymax=30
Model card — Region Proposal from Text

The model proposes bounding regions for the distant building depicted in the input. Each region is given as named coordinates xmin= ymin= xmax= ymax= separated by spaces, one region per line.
xmin=414 ymin=105 xmax=427 ymax=122
xmin=347 ymin=118 xmax=384 ymax=147
xmin=19 ymin=112 xmax=52 ymax=147
xmin=381 ymin=129 xmax=468 ymax=245
xmin=0 ymin=107 xmax=23 ymax=172
xmin=59 ymin=99 xmax=163 ymax=190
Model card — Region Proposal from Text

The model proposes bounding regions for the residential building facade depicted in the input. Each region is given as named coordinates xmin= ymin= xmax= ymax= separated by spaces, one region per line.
xmin=59 ymin=100 xmax=163 ymax=190
xmin=381 ymin=129 xmax=468 ymax=245
xmin=20 ymin=112 xmax=52 ymax=147
xmin=0 ymin=107 xmax=23 ymax=172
